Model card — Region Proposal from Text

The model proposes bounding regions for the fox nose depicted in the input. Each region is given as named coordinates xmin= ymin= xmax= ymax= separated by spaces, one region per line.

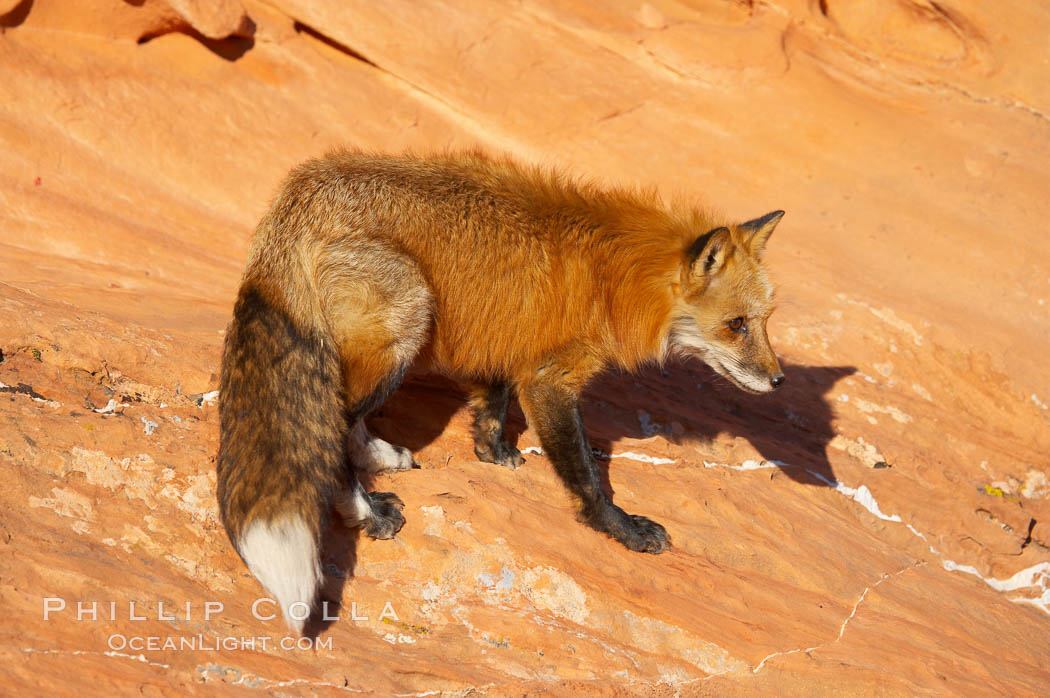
xmin=769 ymin=374 xmax=785 ymax=389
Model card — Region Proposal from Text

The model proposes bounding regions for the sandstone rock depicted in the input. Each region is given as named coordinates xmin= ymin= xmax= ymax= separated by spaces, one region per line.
xmin=0 ymin=0 xmax=24 ymax=17
xmin=164 ymin=0 xmax=250 ymax=40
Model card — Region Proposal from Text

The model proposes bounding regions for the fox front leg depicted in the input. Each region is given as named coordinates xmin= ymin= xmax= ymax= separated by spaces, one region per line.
xmin=519 ymin=381 xmax=670 ymax=554
xmin=468 ymin=381 xmax=524 ymax=469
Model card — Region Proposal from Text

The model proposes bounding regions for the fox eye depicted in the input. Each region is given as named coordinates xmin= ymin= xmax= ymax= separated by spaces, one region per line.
xmin=727 ymin=317 xmax=745 ymax=332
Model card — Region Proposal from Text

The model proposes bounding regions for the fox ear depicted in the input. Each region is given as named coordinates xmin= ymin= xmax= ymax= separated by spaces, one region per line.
xmin=740 ymin=210 xmax=784 ymax=257
xmin=686 ymin=227 xmax=731 ymax=279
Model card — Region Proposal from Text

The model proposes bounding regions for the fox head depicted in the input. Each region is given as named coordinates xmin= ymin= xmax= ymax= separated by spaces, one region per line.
xmin=670 ymin=210 xmax=785 ymax=394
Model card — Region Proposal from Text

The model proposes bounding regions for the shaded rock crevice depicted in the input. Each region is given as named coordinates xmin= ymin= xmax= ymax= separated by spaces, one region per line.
xmin=291 ymin=19 xmax=376 ymax=68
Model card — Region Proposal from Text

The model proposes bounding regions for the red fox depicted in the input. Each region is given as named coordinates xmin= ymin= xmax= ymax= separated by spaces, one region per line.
xmin=217 ymin=150 xmax=785 ymax=631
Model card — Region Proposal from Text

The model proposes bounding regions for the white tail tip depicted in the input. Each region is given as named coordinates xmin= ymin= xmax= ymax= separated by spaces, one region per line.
xmin=238 ymin=516 xmax=321 ymax=634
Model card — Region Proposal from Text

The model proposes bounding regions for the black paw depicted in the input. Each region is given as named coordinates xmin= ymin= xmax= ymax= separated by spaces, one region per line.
xmin=592 ymin=506 xmax=670 ymax=554
xmin=621 ymin=514 xmax=670 ymax=554
xmin=363 ymin=491 xmax=405 ymax=540
xmin=474 ymin=440 xmax=524 ymax=469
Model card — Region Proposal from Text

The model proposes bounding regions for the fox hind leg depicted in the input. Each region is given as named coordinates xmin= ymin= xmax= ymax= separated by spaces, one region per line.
xmin=333 ymin=348 xmax=414 ymax=538
xmin=322 ymin=238 xmax=432 ymax=537
xmin=334 ymin=475 xmax=405 ymax=539
xmin=349 ymin=421 xmax=416 ymax=472
xmin=468 ymin=381 xmax=524 ymax=469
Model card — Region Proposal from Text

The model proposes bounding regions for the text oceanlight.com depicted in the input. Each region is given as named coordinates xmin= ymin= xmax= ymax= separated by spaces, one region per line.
xmin=108 ymin=634 xmax=333 ymax=652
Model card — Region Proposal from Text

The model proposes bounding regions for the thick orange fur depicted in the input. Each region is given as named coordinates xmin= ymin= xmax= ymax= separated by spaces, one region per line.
xmin=251 ymin=149 xmax=720 ymax=386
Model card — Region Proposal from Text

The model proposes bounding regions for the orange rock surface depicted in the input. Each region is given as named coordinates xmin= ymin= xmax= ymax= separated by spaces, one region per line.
xmin=2 ymin=1 xmax=1048 ymax=694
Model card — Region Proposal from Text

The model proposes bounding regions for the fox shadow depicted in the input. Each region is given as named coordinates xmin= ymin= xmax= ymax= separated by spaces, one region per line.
xmin=313 ymin=360 xmax=854 ymax=630
xmin=371 ymin=360 xmax=855 ymax=491
xmin=580 ymin=361 xmax=857 ymax=494
xmin=302 ymin=515 xmax=360 ymax=638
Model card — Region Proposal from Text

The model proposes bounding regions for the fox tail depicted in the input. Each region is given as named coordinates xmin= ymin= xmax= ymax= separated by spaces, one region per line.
xmin=216 ymin=281 xmax=348 ymax=633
